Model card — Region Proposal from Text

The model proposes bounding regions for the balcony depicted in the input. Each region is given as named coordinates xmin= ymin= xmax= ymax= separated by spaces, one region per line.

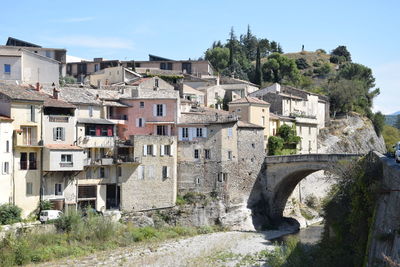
xmin=101 ymin=158 xmax=114 ymax=165
xmin=59 ymin=162 xmax=73 ymax=167
xmin=20 ymin=161 xmax=38 ymax=170
xmin=117 ymin=155 xmax=140 ymax=164
xmin=86 ymin=157 xmax=114 ymax=166
xmin=108 ymin=115 xmax=128 ymax=125
xmin=49 ymin=115 xmax=70 ymax=123
xmin=14 ymin=128 xmax=41 ymax=147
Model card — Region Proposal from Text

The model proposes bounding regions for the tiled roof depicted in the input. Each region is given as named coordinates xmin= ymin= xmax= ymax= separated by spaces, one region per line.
xmin=179 ymin=107 xmax=237 ymax=124
xmin=77 ymin=118 xmax=115 ymax=125
xmin=0 ymin=84 xmax=45 ymax=102
xmin=237 ymin=121 xmax=264 ymax=129
xmin=45 ymin=144 xmax=83 ymax=150
xmin=229 ymin=96 xmax=270 ymax=105
xmin=42 ymin=87 xmax=102 ymax=105
xmin=183 ymin=84 xmax=204 ymax=95
xmin=0 ymin=116 xmax=13 ymax=122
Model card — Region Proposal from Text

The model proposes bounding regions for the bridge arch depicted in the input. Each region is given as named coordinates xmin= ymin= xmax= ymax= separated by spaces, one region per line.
xmin=261 ymin=154 xmax=360 ymax=226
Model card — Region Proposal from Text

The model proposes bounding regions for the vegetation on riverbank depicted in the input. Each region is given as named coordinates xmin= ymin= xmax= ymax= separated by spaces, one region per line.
xmin=0 ymin=210 xmax=224 ymax=266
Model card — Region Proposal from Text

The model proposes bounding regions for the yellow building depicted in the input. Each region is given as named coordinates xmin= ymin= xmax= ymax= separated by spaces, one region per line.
xmin=228 ymin=97 xmax=270 ymax=150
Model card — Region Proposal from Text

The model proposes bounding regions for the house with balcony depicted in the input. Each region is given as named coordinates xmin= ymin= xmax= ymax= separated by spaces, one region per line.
xmin=0 ymin=116 xmax=13 ymax=205
xmin=0 ymin=84 xmax=44 ymax=216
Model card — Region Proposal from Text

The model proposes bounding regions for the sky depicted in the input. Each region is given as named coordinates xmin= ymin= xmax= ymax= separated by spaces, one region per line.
xmin=1 ymin=0 xmax=399 ymax=114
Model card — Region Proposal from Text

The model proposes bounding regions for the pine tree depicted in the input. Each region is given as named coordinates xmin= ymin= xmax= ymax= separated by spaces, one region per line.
xmin=254 ymin=42 xmax=262 ymax=86
xmin=228 ymin=27 xmax=236 ymax=72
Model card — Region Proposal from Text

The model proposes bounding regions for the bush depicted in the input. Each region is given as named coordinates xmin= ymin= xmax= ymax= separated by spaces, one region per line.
xmin=40 ymin=200 xmax=53 ymax=211
xmin=175 ymin=195 xmax=187 ymax=205
xmin=54 ymin=210 xmax=81 ymax=233
xmin=268 ymin=136 xmax=284 ymax=155
xmin=372 ymin=111 xmax=385 ymax=136
xmin=304 ymin=194 xmax=318 ymax=209
xmin=0 ymin=204 xmax=22 ymax=225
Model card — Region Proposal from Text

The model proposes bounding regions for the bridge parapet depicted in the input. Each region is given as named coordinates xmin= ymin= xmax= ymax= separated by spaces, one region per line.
xmin=265 ymin=153 xmax=362 ymax=164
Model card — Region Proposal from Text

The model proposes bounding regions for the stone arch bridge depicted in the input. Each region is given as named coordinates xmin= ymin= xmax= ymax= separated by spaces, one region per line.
xmin=257 ymin=153 xmax=361 ymax=225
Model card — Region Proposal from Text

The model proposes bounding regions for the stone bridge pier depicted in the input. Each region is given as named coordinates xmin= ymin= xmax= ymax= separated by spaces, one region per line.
xmin=260 ymin=154 xmax=360 ymax=226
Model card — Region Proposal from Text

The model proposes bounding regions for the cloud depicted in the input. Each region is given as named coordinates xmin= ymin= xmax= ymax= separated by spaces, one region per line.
xmin=372 ymin=62 xmax=400 ymax=114
xmin=47 ymin=35 xmax=134 ymax=50
xmin=55 ymin=17 xmax=95 ymax=23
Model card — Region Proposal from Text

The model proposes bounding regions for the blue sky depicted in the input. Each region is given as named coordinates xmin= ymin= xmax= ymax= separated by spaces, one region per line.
xmin=1 ymin=0 xmax=399 ymax=114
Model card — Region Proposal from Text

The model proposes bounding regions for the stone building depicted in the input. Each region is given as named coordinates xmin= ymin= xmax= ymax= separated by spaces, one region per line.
xmin=250 ymin=83 xmax=329 ymax=153
xmin=228 ymin=96 xmax=271 ymax=150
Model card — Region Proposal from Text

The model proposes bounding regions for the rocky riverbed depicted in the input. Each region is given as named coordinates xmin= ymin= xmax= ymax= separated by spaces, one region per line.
xmin=31 ymin=229 xmax=296 ymax=267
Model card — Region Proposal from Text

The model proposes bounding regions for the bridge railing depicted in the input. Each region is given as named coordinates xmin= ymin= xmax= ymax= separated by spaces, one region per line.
xmin=265 ymin=153 xmax=363 ymax=164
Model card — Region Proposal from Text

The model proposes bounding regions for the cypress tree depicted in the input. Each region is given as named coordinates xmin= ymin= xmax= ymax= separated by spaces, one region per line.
xmin=254 ymin=42 xmax=262 ymax=86
xmin=228 ymin=27 xmax=235 ymax=72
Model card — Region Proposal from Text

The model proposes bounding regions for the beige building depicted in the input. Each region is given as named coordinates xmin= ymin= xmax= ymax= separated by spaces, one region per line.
xmin=0 ymin=85 xmax=44 ymax=217
xmin=228 ymin=97 xmax=270 ymax=150
xmin=0 ymin=46 xmax=60 ymax=86
xmin=89 ymin=66 xmax=141 ymax=87
xmin=182 ymin=84 xmax=205 ymax=106
xmin=0 ymin=116 xmax=13 ymax=205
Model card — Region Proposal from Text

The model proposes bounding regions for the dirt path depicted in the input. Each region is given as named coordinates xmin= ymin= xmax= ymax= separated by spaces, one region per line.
xmin=34 ymin=230 xmax=291 ymax=267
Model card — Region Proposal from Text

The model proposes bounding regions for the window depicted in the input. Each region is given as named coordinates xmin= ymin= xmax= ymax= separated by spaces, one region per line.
xmin=29 ymin=152 xmax=37 ymax=170
xmin=117 ymin=166 xmax=122 ymax=177
xmin=26 ymin=182 xmax=33 ymax=195
xmin=20 ymin=152 xmax=27 ymax=170
xmin=4 ymin=64 xmax=10 ymax=74
xmin=162 ymin=166 xmax=168 ymax=179
xmin=227 ymin=127 xmax=233 ymax=137
xmin=155 ymin=79 xmax=159 ymax=87
xmin=195 ymin=177 xmax=200 ymax=184
xmin=94 ymin=64 xmax=99 ymax=72
xmin=55 ymin=184 xmax=62 ymax=196
xmin=228 ymin=151 xmax=232 ymax=160
xmin=163 ymin=145 xmax=171 ymax=156
xmin=29 ymin=105 xmax=35 ymax=122
xmin=218 ymin=173 xmax=228 ymax=182
xmin=99 ymin=167 xmax=105 ymax=178
xmin=204 ymin=149 xmax=211 ymax=159
xmin=156 ymin=104 xmax=164 ymax=116
xmin=182 ymin=128 xmax=189 ymax=139
xmin=262 ymin=116 xmax=265 ymax=126
xmin=140 ymin=102 xmax=144 ymax=108
xmin=61 ymin=154 xmax=72 ymax=162
xmin=157 ymin=125 xmax=168 ymax=136
xmin=2 ymin=162 xmax=9 ymax=174
xmin=138 ymin=118 xmax=143 ymax=127
xmin=85 ymin=125 xmax=113 ymax=136
xmin=196 ymin=128 xmax=203 ymax=137
xmin=194 ymin=149 xmax=199 ymax=159
xmin=143 ymin=144 xmax=155 ymax=156
xmin=89 ymin=106 xmax=93 ymax=117
xmin=236 ymin=108 xmax=241 ymax=112
xmin=6 ymin=140 xmax=9 ymax=153
xmin=53 ymin=127 xmax=65 ymax=141
xmin=22 ymin=127 xmax=35 ymax=145
xmin=138 ymin=165 xmax=145 ymax=179
xmin=101 ymin=127 xmax=108 ymax=136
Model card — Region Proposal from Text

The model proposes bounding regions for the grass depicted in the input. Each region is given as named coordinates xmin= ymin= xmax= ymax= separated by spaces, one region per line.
xmin=0 ymin=210 xmax=224 ymax=266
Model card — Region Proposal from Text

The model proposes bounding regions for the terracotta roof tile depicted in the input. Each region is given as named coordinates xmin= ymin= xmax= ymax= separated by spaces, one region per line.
xmin=229 ymin=96 xmax=270 ymax=105
xmin=45 ymin=144 xmax=83 ymax=150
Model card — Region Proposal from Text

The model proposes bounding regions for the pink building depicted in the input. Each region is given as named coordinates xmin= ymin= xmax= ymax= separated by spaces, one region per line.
xmin=116 ymin=77 xmax=180 ymax=140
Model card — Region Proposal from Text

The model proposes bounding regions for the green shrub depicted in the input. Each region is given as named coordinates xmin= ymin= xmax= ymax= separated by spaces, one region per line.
xmin=176 ymin=195 xmax=187 ymax=205
xmin=0 ymin=204 xmax=22 ymax=225
xmin=54 ymin=210 xmax=81 ymax=233
xmin=304 ymin=194 xmax=318 ymax=209
xmin=183 ymin=192 xmax=206 ymax=204
xmin=268 ymin=136 xmax=284 ymax=155
xmin=40 ymin=200 xmax=53 ymax=211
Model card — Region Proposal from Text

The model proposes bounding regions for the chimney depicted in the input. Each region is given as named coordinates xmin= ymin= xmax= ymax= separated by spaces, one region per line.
xmin=53 ymin=88 xmax=60 ymax=99
xmin=36 ymin=82 xmax=40 ymax=91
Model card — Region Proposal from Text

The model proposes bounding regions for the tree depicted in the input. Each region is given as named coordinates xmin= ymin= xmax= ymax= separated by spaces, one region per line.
xmin=267 ymin=136 xmax=284 ymax=155
xmin=372 ymin=111 xmax=385 ymax=136
xmin=227 ymin=27 xmax=237 ymax=71
xmin=326 ymin=79 xmax=364 ymax=117
xmin=330 ymin=45 xmax=351 ymax=64
xmin=262 ymin=53 xmax=301 ymax=85
xmin=240 ymin=25 xmax=258 ymax=61
xmin=205 ymin=47 xmax=230 ymax=72
xmin=254 ymin=42 xmax=262 ymax=86
xmin=313 ymin=63 xmax=332 ymax=78
xmin=295 ymin=58 xmax=309 ymax=70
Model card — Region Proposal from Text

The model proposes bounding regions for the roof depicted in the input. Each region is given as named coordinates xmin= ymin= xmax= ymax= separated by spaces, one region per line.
xmin=182 ymin=84 xmax=204 ymax=95
xmin=220 ymin=76 xmax=259 ymax=87
xmin=42 ymin=87 xmax=102 ymax=105
xmin=77 ymin=118 xmax=115 ymax=125
xmin=102 ymin=100 xmax=130 ymax=107
xmin=229 ymin=96 xmax=270 ymax=105
xmin=45 ymin=144 xmax=83 ymax=150
xmin=179 ymin=107 xmax=238 ymax=124
xmin=149 ymin=54 xmax=174 ymax=61
xmin=129 ymin=77 xmax=152 ymax=86
xmin=269 ymin=113 xmax=280 ymax=120
xmin=0 ymin=116 xmax=13 ymax=122
xmin=0 ymin=84 xmax=45 ymax=102
xmin=237 ymin=121 xmax=264 ymax=129
xmin=6 ymin=37 xmax=41 ymax=48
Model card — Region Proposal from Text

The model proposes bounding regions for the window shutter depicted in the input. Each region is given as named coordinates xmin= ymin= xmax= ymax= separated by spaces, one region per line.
xmin=143 ymin=145 xmax=147 ymax=156
xmin=167 ymin=166 xmax=171 ymax=178
xmin=136 ymin=118 xmax=139 ymax=127
xmin=170 ymin=144 xmax=174 ymax=156
xmin=138 ymin=166 xmax=144 ymax=179
xmin=152 ymin=144 xmax=157 ymax=156
xmin=53 ymin=128 xmax=57 ymax=141
xmin=153 ymin=104 xmax=157 ymax=116
xmin=107 ymin=126 xmax=113 ymax=136
xmin=96 ymin=126 xmax=101 ymax=136
xmin=160 ymin=145 xmax=165 ymax=156
xmin=61 ymin=128 xmax=65 ymax=141
xmin=178 ymin=128 xmax=183 ymax=140
xmin=203 ymin=127 xmax=207 ymax=138
xmin=162 ymin=104 xmax=166 ymax=117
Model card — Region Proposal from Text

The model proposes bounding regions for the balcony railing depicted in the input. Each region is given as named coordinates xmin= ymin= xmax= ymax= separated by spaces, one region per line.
xmin=117 ymin=155 xmax=140 ymax=164
xmin=49 ymin=115 xmax=70 ymax=123
xmin=59 ymin=162 xmax=73 ymax=167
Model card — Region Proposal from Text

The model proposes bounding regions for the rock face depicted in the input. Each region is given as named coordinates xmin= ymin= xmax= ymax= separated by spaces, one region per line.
xmin=284 ymin=113 xmax=386 ymax=228
xmin=318 ymin=112 xmax=386 ymax=154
